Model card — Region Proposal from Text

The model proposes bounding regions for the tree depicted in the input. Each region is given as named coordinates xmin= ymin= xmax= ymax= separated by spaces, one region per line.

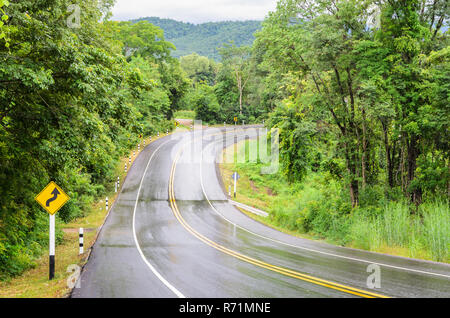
xmin=192 ymin=83 xmax=221 ymax=123
xmin=219 ymin=43 xmax=251 ymax=115
xmin=0 ymin=0 xmax=176 ymax=279
xmin=107 ymin=20 xmax=176 ymax=61
xmin=180 ymin=53 xmax=218 ymax=86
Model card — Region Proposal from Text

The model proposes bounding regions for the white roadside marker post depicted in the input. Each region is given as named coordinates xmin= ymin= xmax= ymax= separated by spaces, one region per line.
xmin=117 ymin=176 xmax=120 ymax=191
xmin=115 ymin=180 xmax=117 ymax=193
xmin=106 ymin=197 xmax=108 ymax=211
xmin=79 ymin=228 xmax=84 ymax=255
xmin=138 ymin=143 xmax=140 ymax=152
xmin=125 ymin=163 xmax=127 ymax=173
xmin=234 ymin=173 xmax=237 ymax=199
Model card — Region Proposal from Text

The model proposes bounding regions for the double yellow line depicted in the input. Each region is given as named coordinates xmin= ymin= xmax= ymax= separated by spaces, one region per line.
xmin=168 ymin=140 xmax=389 ymax=298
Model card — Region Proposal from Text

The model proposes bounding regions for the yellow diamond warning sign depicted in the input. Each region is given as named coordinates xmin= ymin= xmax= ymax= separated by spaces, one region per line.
xmin=35 ymin=181 xmax=70 ymax=215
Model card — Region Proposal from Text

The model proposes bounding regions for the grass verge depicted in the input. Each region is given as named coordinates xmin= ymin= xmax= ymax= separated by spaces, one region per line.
xmin=219 ymin=140 xmax=449 ymax=263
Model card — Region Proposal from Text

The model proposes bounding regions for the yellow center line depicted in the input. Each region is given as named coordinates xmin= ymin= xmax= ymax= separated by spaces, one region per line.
xmin=168 ymin=133 xmax=389 ymax=298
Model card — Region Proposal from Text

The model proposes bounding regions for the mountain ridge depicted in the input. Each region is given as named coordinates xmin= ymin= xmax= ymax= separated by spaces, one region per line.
xmin=132 ymin=17 xmax=262 ymax=60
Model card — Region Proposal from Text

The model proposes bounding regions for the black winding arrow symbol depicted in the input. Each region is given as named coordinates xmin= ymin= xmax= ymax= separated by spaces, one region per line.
xmin=46 ymin=188 xmax=60 ymax=207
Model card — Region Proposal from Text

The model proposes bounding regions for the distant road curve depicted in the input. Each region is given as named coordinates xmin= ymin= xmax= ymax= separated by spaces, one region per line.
xmin=72 ymin=127 xmax=450 ymax=298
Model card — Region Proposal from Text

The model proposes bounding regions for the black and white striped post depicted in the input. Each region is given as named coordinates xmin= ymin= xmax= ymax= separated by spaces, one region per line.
xmin=166 ymin=129 xmax=169 ymax=135
xmin=129 ymin=156 xmax=131 ymax=166
xmin=124 ymin=163 xmax=127 ymax=173
xmin=117 ymin=176 xmax=120 ymax=190
xmin=138 ymin=143 xmax=140 ymax=152
xmin=49 ymin=214 xmax=55 ymax=280
xmin=143 ymin=139 xmax=146 ymax=147
xmin=79 ymin=228 xmax=84 ymax=255
xmin=133 ymin=149 xmax=136 ymax=157
xmin=106 ymin=197 xmax=109 ymax=211
xmin=157 ymin=132 xmax=160 ymax=137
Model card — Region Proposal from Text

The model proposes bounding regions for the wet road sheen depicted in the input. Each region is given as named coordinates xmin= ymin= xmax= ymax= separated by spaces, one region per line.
xmin=73 ymin=127 xmax=450 ymax=298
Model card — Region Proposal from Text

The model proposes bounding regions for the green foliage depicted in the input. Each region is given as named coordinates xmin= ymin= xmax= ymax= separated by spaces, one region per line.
xmin=0 ymin=2 xmax=189 ymax=279
xmin=235 ymin=146 xmax=449 ymax=261
xmin=255 ymin=0 xmax=449 ymax=207
xmin=192 ymin=84 xmax=221 ymax=124
xmin=180 ymin=53 xmax=218 ymax=85
xmin=0 ymin=0 xmax=9 ymax=47
xmin=174 ymin=110 xmax=195 ymax=120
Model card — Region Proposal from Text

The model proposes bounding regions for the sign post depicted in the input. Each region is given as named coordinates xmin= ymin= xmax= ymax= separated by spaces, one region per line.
xmin=49 ymin=214 xmax=55 ymax=279
xmin=35 ymin=181 xmax=70 ymax=280
xmin=231 ymin=172 xmax=240 ymax=199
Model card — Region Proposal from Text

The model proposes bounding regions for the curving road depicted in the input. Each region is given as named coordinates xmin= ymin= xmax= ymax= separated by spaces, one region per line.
xmin=72 ymin=127 xmax=450 ymax=298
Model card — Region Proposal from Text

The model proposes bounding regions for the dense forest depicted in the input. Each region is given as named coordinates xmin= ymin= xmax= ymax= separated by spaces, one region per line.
xmin=134 ymin=17 xmax=262 ymax=60
xmin=182 ymin=0 xmax=449 ymax=261
xmin=0 ymin=0 xmax=190 ymax=279
xmin=0 ymin=0 xmax=448 ymax=280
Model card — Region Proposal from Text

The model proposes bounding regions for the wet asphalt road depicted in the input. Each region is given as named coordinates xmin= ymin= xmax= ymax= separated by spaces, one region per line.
xmin=72 ymin=127 xmax=450 ymax=298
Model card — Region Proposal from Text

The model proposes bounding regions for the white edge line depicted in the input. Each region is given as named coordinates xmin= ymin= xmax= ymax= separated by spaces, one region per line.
xmin=132 ymin=139 xmax=186 ymax=298
xmin=199 ymin=137 xmax=450 ymax=280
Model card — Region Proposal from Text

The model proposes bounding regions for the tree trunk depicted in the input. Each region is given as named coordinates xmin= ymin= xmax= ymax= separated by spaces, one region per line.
xmin=407 ymin=136 xmax=422 ymax=206
xmin=382 ymin=120 xmax=395 ymax=188
xmin=361 ymin=108 xmax=368 ymax=189
xmin=239 ymin=89 xmax=243 ymax=115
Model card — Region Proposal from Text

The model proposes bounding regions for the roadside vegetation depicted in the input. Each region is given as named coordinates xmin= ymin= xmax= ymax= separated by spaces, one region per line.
xmin=0 ymin=0 xmax=189 ymax=280
xmin=0 ymin=135 xmax=159 ymax=297
xmin=221 ymin=140 xmax=449 ymax=263
xmin=174 ymin=110 xmax=196 ymax=120
xmin=0 ymin=0 xmax=448 ymax=284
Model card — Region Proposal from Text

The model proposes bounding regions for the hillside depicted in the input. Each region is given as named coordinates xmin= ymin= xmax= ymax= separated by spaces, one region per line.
xmin=133 ymin=17 xmax=262 ymax=60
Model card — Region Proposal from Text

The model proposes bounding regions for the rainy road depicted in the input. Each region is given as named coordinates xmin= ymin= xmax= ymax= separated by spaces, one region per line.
xmin=72 ymin=127 xmax=450 ymax=298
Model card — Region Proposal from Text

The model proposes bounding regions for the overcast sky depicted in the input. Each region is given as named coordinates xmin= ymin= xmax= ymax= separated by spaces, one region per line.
xmin=111 ymin=0 xmax=278 ymax=24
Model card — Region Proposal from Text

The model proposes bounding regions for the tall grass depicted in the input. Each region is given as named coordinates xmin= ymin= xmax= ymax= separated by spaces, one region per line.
xmin=421 ymin=200 xmax=449 ymax=262
xmin=381 ymin=202 xmax=411 ymax=247
xmin=351 ymin=215 xmax=382 ymax=251
xmin=350 ymin=200 xmax=449 ymax=262
xmin=227 ymin=140 xmax=449 ymax=263
xmin=174 ymin=110 xmax=195 ymax=119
